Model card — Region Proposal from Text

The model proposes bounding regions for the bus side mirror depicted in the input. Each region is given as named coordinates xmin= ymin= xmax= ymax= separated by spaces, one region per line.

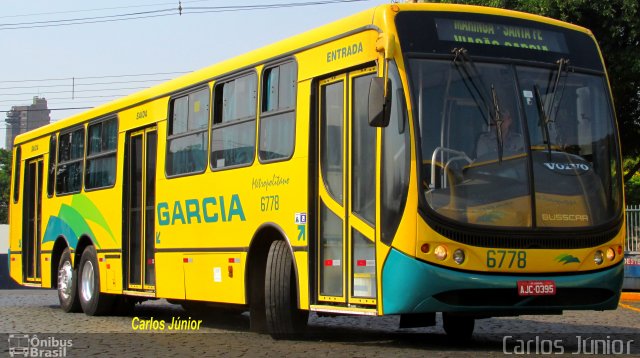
xmin=368 ymin=77 xmax=391 ymax=127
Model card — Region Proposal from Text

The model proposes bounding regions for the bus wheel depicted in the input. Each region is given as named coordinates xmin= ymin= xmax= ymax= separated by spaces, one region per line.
xmin=265 ymin=240 xmax=308 ymax=339
xmin=57 ymin=248 xmax=81 ymax=312
xmin=442 ymin=313 xmax=475 ymax=340
xmin=78 ymin=246 xmax=114 ymax=316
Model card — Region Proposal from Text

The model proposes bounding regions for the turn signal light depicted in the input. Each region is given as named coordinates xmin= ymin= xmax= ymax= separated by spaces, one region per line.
xmin=606 ymin=248 xmax=615 ymax=261
xmin=434 ymin=245 xmax=448 ymax=261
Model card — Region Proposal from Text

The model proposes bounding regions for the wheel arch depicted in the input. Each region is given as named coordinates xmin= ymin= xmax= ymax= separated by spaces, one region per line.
xmin=74 ymin=234 xmax=96 ymax=270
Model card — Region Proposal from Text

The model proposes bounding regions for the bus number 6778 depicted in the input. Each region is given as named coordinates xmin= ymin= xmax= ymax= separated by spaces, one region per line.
xmin=487 ymin=250 xmax=527 ymax=269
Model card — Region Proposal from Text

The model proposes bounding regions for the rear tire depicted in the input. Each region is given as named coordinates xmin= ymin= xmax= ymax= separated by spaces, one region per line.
xmin=78 ymin=246 xmax=114 ymax=316
xmin=112 ymin=295 xmax=136 ymax=316
xmin=265 ymin=240 xmax=308 ymax=339
xmin=442 ymin=313 xmax=475 ymax=340
xmin=57 ymin=248 xmax=81 ymax=313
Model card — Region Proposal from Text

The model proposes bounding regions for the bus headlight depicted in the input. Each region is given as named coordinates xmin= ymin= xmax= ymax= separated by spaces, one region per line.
xmin=594 ymin=250 xmax=604 ymax=265
xmin=453 ymin=249 xmax=465 ymax=265
xmin=606 ymin=248 xmax=615 ymax=261
xmin=434 ymin=245 xmax=448 ymax=261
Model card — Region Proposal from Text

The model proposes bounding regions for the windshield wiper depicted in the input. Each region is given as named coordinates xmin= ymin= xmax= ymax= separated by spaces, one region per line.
xmin=546 ymin=58 xmax=570 ymax=123
xmin=534 ymin=84 xmax=552 ymax=159
xmin=452 ymin=48 xmax=505 ymax=163
xmin=535 ymin=58 xmax=569 ymax=159
xmin=451 ymin=48 xmax=494 ymax=126
xmin=491 ymin=84 xmax=504 ymax=163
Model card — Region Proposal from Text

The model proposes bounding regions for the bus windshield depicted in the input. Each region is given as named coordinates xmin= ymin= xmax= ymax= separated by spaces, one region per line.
xmin=410 ymin=58 xmax=621 ymax=229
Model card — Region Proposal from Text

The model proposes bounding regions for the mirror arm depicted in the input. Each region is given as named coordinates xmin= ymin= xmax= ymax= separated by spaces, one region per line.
xmin=376 ymin=33 xmax=395 ymax=97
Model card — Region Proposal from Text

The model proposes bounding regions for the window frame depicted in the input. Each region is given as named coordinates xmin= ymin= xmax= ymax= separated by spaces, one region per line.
xmin=165 ymin=85 xmax=211 ymax=179
xmin=12 ymin=146 xmax=21 ymax=203
xmin=210 ymin=70 xmax=258 ymax=172
xmin=258 ymin=59 xmax=297 ymax=164
xmin=47 ymin=134 xmax=56 ymax=198
xmin=84 ymin=116 xmax=119 ymax=191
xmin=55 ymin=125 xmax=86 ymax=196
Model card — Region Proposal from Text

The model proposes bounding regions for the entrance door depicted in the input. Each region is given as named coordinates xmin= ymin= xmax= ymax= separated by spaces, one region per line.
xmin=23 ymin=157 xmax=43 ymax=283
xmin=124 ymin=127 xmax=157 ymax=291
xmin=317 ymin=68 xmax=378 ymax=306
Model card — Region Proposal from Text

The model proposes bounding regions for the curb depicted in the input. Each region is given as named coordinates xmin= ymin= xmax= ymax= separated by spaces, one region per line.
xmin=621 ymin=292 xmax=640 ymax=302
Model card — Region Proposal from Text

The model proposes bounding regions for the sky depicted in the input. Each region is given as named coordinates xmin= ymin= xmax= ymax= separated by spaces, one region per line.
xmin=0 ymin=0 xmax=391 ymax=149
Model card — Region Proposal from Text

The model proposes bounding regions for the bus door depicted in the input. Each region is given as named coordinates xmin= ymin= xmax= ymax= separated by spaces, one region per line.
xmin=124 ymin=127 xmax=157 ymax=292
xmin=22 ymin=156 xmax=43 ymax=284
xmin=317 ymin=67 xmax=378 ymax=306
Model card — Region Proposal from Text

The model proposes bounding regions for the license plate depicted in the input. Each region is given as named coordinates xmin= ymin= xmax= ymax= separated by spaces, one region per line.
xmin=517 ymin=280 xmax=556 ymax=296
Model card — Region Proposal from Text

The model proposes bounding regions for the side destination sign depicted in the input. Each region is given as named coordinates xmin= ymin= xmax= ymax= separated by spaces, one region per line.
xmin=435 ymin=18 xmax=569 ymax=53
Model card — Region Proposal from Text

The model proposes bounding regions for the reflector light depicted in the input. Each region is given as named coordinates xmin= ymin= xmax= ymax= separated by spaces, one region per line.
xmin=228 ymin=258 xmax=240 ymax=263
xmin=324 ymin=259 xmax=341 ymax=267
xmin=420 ymin=243 xmax=430 ymax=253
xmin=356 ymin=260 xmax=374 ymax=267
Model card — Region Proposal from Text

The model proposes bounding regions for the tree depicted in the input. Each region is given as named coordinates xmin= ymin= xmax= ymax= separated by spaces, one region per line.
xmin=0 ymin=148 xmax=11 ymax=224
xmin=431 ymin=0 xmax=640 ymax=181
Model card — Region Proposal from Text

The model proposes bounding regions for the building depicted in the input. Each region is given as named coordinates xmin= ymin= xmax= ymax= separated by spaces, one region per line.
xmin=4 ymin=96 xmax=50 ymax=150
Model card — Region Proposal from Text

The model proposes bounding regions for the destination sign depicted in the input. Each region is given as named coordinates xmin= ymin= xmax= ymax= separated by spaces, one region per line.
xmin=435 ymin=18 xmax=569 ymax=53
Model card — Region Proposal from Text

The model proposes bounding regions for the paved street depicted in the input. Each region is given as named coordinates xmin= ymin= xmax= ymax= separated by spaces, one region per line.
xmin=0 ymin=290 xmax=639 ymax=357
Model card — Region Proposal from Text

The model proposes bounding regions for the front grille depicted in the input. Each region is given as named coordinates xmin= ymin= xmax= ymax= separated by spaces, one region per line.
xmin=426 ymin=216 xmax=621 ymax=249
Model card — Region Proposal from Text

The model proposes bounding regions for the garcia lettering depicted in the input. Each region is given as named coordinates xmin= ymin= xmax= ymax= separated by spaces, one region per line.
xmin=157 ymin=194 xmax=246 ymax=226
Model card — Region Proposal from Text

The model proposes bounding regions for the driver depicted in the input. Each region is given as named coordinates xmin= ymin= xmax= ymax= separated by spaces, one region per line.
xmin=476 ymin=109 xmax=524 ymax=158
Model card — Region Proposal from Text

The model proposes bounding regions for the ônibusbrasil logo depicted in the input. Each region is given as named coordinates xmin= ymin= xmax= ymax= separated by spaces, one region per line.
xmin=8 ymin=334 xmax=72 ymax=357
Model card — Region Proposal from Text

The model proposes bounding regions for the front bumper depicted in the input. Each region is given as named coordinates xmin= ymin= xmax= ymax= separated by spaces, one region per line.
xmin=382 ymin=248 xmax=623 ymax=315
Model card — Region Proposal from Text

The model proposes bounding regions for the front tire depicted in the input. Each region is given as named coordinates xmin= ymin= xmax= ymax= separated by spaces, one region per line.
xmin=265 ymin=240 xmax=308 ymax=339
xmin=57 ymin=248 xmax=81 ymax=312
xmin=442 ymin=313 xmax=475 ymax=340
xmin=78 ymin=246 xmax=114 ymax=316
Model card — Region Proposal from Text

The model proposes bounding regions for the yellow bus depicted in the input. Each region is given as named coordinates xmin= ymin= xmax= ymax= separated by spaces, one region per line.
xmin=9 ymin=3 xmax=624 ymax=339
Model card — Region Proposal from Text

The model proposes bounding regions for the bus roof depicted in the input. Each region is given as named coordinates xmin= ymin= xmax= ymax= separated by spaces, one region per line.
xmin=13 ymin=3 xmax=592 ymax=146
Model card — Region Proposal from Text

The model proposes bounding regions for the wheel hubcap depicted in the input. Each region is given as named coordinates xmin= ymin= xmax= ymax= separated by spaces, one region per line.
xmin=58 ymin=261 xmax=73 ymax=300
xmin=81 ymin=261 xmax=94 ymax=302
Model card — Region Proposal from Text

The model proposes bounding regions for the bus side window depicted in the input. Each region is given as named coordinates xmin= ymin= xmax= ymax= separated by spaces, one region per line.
xmin=56 ymin=127 xmax=84 ymax=195
xmin=166 ymin=87 xmax=209 ymax=177
xmin=211 ymin=73 xmax=257 ymax=169
xmin=85 ymin=117 xmax=118 ymax=189
xmin=259 ymin=61 xmax=296 ymax=162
